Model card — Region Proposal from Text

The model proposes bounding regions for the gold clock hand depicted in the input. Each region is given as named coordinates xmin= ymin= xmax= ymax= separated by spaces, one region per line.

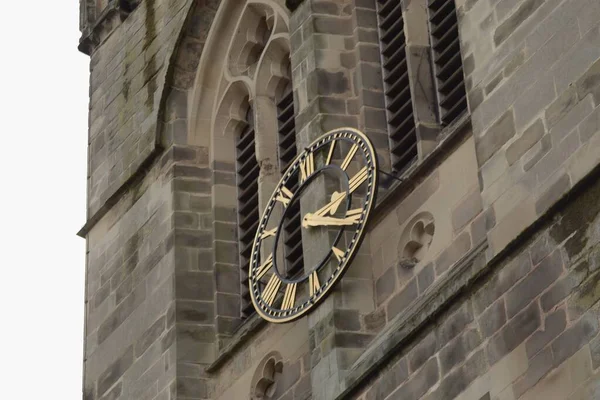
xmin=314 ymin=191 xmax=346 ymax=217
xmin=302 ymin=214 xmax=361 ymax=228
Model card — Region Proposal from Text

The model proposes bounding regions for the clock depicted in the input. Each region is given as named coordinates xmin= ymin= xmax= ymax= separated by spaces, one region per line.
xmin=248 ymin=128 xmax=378 ymax=323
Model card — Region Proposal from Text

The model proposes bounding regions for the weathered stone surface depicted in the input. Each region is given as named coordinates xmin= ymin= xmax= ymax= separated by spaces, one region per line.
xmin=387 ymin=279 xmax=418 ymax=319
xmin=435 ymin=231 xmax=472 ymax=275
xmin=526 ymin=308 xmax=567 ymax=359
xmin=439 ymin=329 xmax=483 ymax=375
xmin=389 ymin=358 xmax=439 ymax=400
xmin=494 ymin=0 xmax=545 ymax=46
xmin=408 ymin=332 xmax=437 ymax=373
xmin=513 ymin=347 xmax=553 ymax=397
xmin=417 ymin=263 xmax=435 ymax=294
xmin=476 ymin=110 xmax=516 ymax=165
xmin=535 ymin=173 xmax=571 ymax=215
xmin=452 ymin=190 xmax=483 ymax=232
xmin=540 ymin=260 xmax=588 ymax=312
xmin=376 ymin=266 xmax=396 ymax=306
xmin=478 ymin=298 xmax=507 ymax=339
xmin=486 ymin=302 xmax=540 ymax=365
xmin=506 ymin=119 xmax=545 ymax=165
xmin=98 ymin=346 xmax=134 ymax=397
xmin=505 ymin=250 xmax=562 ymax=318
xmin=551 ymin=312 xmax=599 ymax=365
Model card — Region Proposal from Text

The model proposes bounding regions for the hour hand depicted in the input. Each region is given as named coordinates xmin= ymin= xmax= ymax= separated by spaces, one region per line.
xmin=313 ymin=191 xmax=346 ymax=217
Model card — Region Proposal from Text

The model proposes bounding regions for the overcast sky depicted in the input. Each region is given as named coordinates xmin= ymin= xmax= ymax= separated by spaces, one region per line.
xmin=0 ymin=1 xmax=88 ymax=398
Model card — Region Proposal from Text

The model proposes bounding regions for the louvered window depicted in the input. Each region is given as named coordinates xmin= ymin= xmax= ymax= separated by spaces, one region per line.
xmin=236 ymin=108 xmax=260 ymax=317
xmin=428 ymin=0 xmax=467 ymax=125
xmin=277 ymin=87 xmax=304 ymax=277
xmin=377 ymin=0 xmax=418 ymax=173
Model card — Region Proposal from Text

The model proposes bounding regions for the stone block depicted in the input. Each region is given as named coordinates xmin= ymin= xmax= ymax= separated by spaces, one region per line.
xmin=476 ymin=109 xmax=516 ymax=165
xmin=396 ymin=170 xmax=440 ymax=224
xmin=513 ymin=347 xmax=553 ymax=398
xmin=216 ymin=293 xmax=240 ymax=318
xmin=568 ymin=269 xmax=600 ymax=320
xmin=135 ymin=316 xmax=166 ymax=357
xmin=334 ymin=332 xmax=374 ymax=348
xmin=176 ymin=300 xmax=214 ymax=324
xmin=540 ymin=259 xmax=588 ymax=312
xmin=439 ymin=329 xmax=483 ymax=376
xmin=368 ymin=358 xmax=408 ymax=400
xmin=98 ymin=346 xmax=134 ymax=397
xmin=486 ymin=301 xmax=540 ymax=365
xmin=175 ymin=271 xmax=213 ymax=301
xmin=364 ymin=308 xmax=386 ymax=332
xmin=435 ymin=231 xmax=472 ymax=275
xmin=576 ymin=58 xmax=600 ymax=102
xmin=452 ymin=190 xmax=483 ymax=232
xmin=505 ymin=250 xmax=562 ymax=318
xmin=333 ymin=309 xmax=361 ymax=331
xmin=535 ymin=172 xmax=571 ymax=215
xmin=215 ymin=264 xmax=240 ymax=294
xmin=488 ymin=198 xmax=536 ymax=257
xmin=430 ymin=350 xmax=487 ymax=400
xmin=408 ymin=331 xmax=437 ymax=374
xmin=437 ymin=303 xmax=474 ymax=346
xmin=579 ymin=102 xmax=600 ymax=143
xmin=505 ymin=119 xmax=545 ymax=166
xmin=478 ymin=298 xmax=507 ymax=339
xmin=493 ymin=0 xmax=545 ymax=46
xmin=526 ymin=308 xmax=567 ymax=359
xmin=375 ymin=266 xmax=396 ymax=306
xmin=98 ymin=283 xmax=147 ymax=344
xmin=417 ymin=263 xmax=435 ymax=294
xmin=590 ymin=334 xmax=600 ymax=370
xmin=389 ymin=357 xmax=439 ymax=400
xmin=551 ymin=312 xmax=599 ymax=366
xmin=387 ymin=278 xmax=418 ymax=319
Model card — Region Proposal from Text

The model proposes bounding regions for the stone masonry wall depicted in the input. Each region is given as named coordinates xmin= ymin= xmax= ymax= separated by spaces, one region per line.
xmin=352 ymin=171 xmax=600 ymax=400
xmin=459 ymin=0 xmax=600 ymax=258
xmin=85 ymin=0 xmax=192 ymax=218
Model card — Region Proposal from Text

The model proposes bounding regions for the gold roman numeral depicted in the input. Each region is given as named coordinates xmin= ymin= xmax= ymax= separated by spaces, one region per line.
xmin=348 ymin=166 xmax=368 ymax=193
xmin=282 ymin=283 xmax=297 ymax=310
xmin=309 ymin=271 xmax=321 ymax=297
xmin=255 ymin=254 xmax=273 ymax=280
xmin=300 ymin=153 xmax=315 ymax=183
xmin=260 ymin=228 xmax=277 ymax=239
xmin=340 ymin=144 xmax=358 ymax=171
xmin=263 ymin=274 xmax=282 ymax=306
xmin=325 ymin=140 xmax=336 ymax=165
xmin=276 ymin=186 xmax=294 ymax=207
xmin=332 ymin=246 xmax=345 ymax=262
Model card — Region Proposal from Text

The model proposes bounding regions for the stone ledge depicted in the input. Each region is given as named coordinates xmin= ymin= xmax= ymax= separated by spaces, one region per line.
xmin=206 ymin=313 xmax=266 ymax=373
xmin=337 ymin=239 xmax=489 ymax=399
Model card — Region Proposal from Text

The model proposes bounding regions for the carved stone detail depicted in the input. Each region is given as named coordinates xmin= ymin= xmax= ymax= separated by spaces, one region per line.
xmin=398 ymin=211 xmax=435 ymax=265
xmin=250 ymin=351 xmax=284 ymax=399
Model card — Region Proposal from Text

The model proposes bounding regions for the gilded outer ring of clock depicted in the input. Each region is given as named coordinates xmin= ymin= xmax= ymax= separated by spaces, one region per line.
xmin=248 ymin=128 xmax=378 ymax=323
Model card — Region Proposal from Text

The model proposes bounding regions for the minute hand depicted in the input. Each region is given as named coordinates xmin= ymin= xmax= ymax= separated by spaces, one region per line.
xmin=302 ymin=214 xmax=361 ymax=228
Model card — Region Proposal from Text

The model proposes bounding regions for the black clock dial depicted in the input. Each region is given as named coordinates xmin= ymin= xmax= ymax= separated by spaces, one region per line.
xmin=249 ymin=128 xmax=378 ymax=323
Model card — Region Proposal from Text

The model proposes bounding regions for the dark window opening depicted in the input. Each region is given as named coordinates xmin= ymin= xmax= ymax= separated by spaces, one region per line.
xmin=277 ymin=81 xmax=304 ymax=278
xmin=377 ymin=0 xmax=418 ymax=174
xmin=428 ymin=0 xmax=468 ymax=125
xmin=237 ymin=107 xmax=260 ymax=317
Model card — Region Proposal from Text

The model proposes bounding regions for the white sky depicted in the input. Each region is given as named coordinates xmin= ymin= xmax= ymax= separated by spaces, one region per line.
xmin=0 ymin=1 xmax=88 ymax=398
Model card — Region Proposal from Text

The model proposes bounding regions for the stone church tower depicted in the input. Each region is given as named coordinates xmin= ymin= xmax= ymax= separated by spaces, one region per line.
xmin=78 ymin=0 xmax=600 ymax=399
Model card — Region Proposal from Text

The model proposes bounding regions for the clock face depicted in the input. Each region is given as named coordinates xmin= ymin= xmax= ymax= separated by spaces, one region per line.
xmin=248 ymin=128 xmax=378 ymax=323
